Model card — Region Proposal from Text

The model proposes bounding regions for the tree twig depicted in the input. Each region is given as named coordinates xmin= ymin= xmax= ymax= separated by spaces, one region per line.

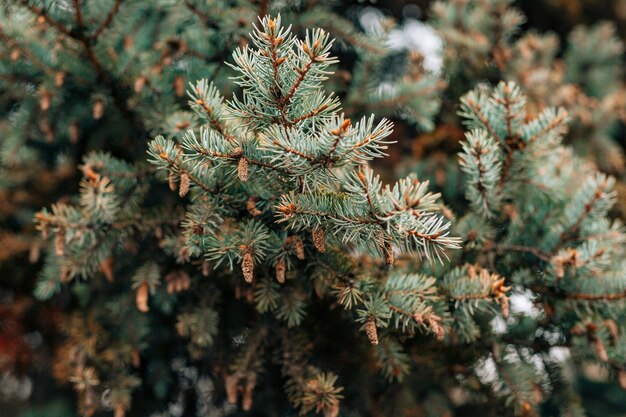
xmin=91 ymin=0 xmax=124 ymax=40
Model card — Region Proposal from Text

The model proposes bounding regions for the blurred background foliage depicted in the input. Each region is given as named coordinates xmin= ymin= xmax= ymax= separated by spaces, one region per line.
xmin=1 ymin=0 xmax=626 ymax=416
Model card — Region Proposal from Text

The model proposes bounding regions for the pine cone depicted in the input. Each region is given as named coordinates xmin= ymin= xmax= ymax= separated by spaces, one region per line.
xmin=238 ymin=157 xmax=249 ymax=182
xmin=383 ymin=241 xmax=394 ymax=265
xmin=169 ymin=171 xmax=177 ymax=191
xmin=179 ymin=172 xmax=190 ymax=197
xmin=69 ymin=122 xmax=79 ymax=144
xmin=242 ymin=373 xmax=256 ymax=411
xmin=134 ymin=76 xmax=146 ymax=93
xmin=247 ymin=197 xmax=261 ymax=216
xmin=312 ymin=227 xmax=326 ymax=253
xmin=174 ymin=75 xmax=184 ymax=96
xmin=275 ymin=258 xmax=286 ymax=284
xmin=92 ymin=99 xmax=104 ymax=119
xmin=428 ymin=314 xmax=445 ymax=341
xmin=132 ymin=350 xmax=140 ymax=368
xmin=289 ymin=236 xmax=305 ymax=260
xmin=136 ymin=282 xmax=150 ymax=313
xmin=114 ymin=403 xmax=126 ymax=417
xmin=365 ymin=317 xmax=378 ymax=345
xmin=29 ymin=243 xmax=41 ymax=263
xmin=592 ymin=337 xmax=609 ymax=362
xmin=166 ymin=271 xmax=190 ymax=293
xmin=225 ymin=374 xmax=239 ymax=404
xmin=619 ymin=370 xmax=626 ymax=390
xmin=55 ymin=231 xmax=65 ymax=257
xmin=60 ymin=266 xmax=71 ymax=283
xmin=202 ymin=260 xmax=211 ymax=277
xmin=242 ymin=248 xmax=255 ymax=283
xmin=100 ymin=257 xmax=114 ymax=282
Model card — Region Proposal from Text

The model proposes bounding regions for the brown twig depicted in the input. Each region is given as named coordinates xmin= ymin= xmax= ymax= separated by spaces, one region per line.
xmin=258 ymin=0 xmax=270 ymax=18
xmin=281 ymin=59 xmax=313 ymax=106
xmin=494 ymin=243 xmax=551 ymax=263
xmin=21 ymin=1 xmax=73 ymax=37
xmin=91 ymin=0 xmax=124 ymax=40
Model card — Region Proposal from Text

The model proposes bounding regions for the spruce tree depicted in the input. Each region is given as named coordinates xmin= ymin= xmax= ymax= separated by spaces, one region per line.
xmin=1 ymin=1 xmax=626 ymax=417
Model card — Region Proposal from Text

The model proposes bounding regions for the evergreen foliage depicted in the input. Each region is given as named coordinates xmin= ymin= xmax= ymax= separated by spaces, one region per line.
xmin=1 ymin=1 xmax=626 ymax=417
xmin=432 ymin=0 xmax=626 ymax=176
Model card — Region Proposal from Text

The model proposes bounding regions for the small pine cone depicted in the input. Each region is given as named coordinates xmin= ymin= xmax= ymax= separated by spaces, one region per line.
xmin=242 ymin=373 xmax=256 ymax=411
xmin=225 ymin=374 xmax=239 ymax=404
xmin=40 ymin=118 xmax=53 ymax=142
xmin=242 ymin=389 xmax=253 ymax=411
xmin=60 ymin=266 xmax=71 ymax=283
xmin=238 ymin=157 xmax=249 ymax=182
xmin=136 ymin=282 xmax=150 ymax=313
xmin=202 ymin=260 xmax=211 ymax=277
xmin=532 ymin=385 xmax=543 ymax=404
xmin=178 ymin=271 xmax=190 ymax=290
xmin=100 ymin=257 xmax=114 ymax=282
xmin=55 ymin=231 xmax=65 ymax=257
xmin=382 ymin=241 xmax=394 ymax=265
xmin=179 ymin=172 xmax=190 ymax=197
xmin=174 ymin=75 xmax=184 ymax=97
xmin=247 ymin=197 xmax=262 ymax=216
xmin=132 ymin=350 xmax=140 ymax=368
xmin=29 ymin=243 xmax=41 ymax=264
xmin=570 ymin=323 xmax=586 ymax=336
xmin=312 ymin=227 xmax=326 ymax=253
xmin=114 ymin=404 xmax=125 ymax=417
xmin=40 ymin=90 xmax=51 ymax=111
xmin=554 ymin=262 xmax=565 ymax=279
xmin=92 ymin=99 xmax=104 ymax=120
xmin=134 ymin=76 xmax=146 ymax=93
xmin=619 ymin=369 xmax=626 ymax=390
xmin=365 ymin=317 xmax=378 ymax=345
xmin=169 ymin=172 xmax=177 ymax=191
xmin=593 ymin=337 xmax=609 ymax=362
xmin=604 ymin=319 xmax=619 ymax=343
xmin=69 ymin=122 xmax=79 ymax=144
xmin=242 ymin=248 xmax=255 ymax=283
xmin=54 ymin=71 xmax=66 ymax=87
xmin=275 ymin=258 xmax=286 ymax=284
xmin=85 ymin=393 xmax=97 ymax=413
xmin=290 ymin=236 xmax=305 ymax=260
xmin=165 ymin=272 xmax=177 ymax=294
xmin=166 ymin=271 xmax=190 ymax=293
xmin=428 ymin=315 xmax=445 ymax=341
xmin=82 ymin=166 xmax=97 ymax=183
xmin=124 ymin=35 xmax=133 ymax=49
